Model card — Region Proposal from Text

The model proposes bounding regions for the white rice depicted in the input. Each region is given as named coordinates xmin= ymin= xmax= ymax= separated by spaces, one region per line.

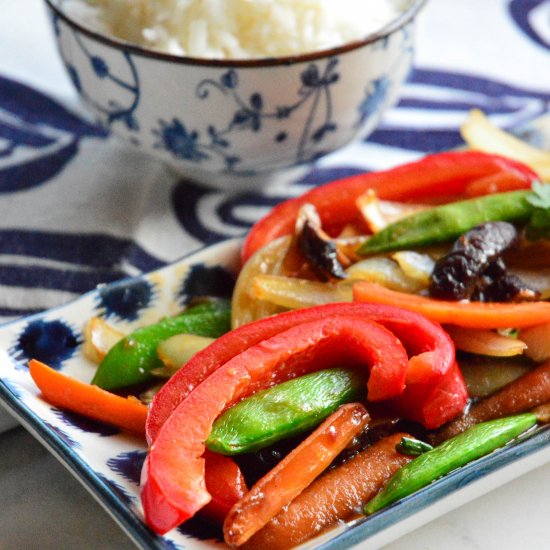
xmin=61 ymin=0 xmax=403 ymax=59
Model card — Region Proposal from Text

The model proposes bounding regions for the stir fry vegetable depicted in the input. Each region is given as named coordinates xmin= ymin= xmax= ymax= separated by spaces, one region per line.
xmin=244 ymin=432 xmax=413 ymax=550
xmin=206 ymin=368 xmax=363 ymax=455
xmin=242 ymin=150 xmax=539 ymax=262
xmin=353 ymin=281 xmax=550 ymax=328
xmin=29 ymin=359 xmax=148 ymax=435
xmin=202 ymin=450 xmax=248 ymax=524
xmin=396 ymin=436 xmax=434 ymax=456
xmin=461 ymin=109 xmax=550 ymax=181
xmin=521 ymin=322 xmax=550 ymax=361
xmin=27 ymin=140 xmax=550 ymax=548
xmin=92 ymin=300 xmax=231 ymax=390
xmin=224 ymin=403 xmax=370 ymax=546
xmin=141 ymin=302 xmax=463 ymax=533
xmin=445 ymin=326 xmax=526 ymax=357
xmin=358 ymin=190 xmax=534 ymax=255
xmin=146 ymin=301 xmax=459 ymax=443
xmin=432 ymin=359 xmax=550 ymax=443
xmin=364 ymin=413 xmax=537 ymax=515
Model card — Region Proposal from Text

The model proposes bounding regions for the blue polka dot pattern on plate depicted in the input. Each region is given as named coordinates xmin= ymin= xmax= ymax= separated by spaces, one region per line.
xmin=97 ymin=278 xmax=155 ymax=321
xmin=45 ymin=420 xmax=80 ymax=449
xmin=107 ymin=450 xmax=146 ymax=485
xmin=98 ymin=474 xmax=135 ymax=508
xmin=53 ymin=408 xmax=120 ymax=437
xmin=178 ymin=264 xmax=235 ymax=305
xmin=13 ymin=319 xmax=79 ymax=369
xmin=177 ymin=515 xmax=223 ymax=543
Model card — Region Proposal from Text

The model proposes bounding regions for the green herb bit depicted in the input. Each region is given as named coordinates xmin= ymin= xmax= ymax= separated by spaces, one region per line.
xmin=525 ymin=181 xmax=550 ymax=239
xmin=396 ymin=437 xmax=434 ymax=456
xmin=525 ymin=180 xmax=550 ymax=209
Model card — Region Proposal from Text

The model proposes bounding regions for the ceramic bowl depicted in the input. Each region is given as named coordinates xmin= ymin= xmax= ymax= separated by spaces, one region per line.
xmin=44 ymin=0 xmax=426 ymax=188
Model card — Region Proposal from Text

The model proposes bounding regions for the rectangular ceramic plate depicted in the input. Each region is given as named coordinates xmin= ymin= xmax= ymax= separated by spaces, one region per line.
xmin=1 ymin=235 xmax=550 ymax=550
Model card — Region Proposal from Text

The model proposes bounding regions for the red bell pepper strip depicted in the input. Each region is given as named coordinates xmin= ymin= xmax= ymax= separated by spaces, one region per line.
xmin=241 ymin=151 xmax=538 ymax=263
xmin=464 ymin=170 xmax=537 ymax=197
xmin=146 ymin=302 xmax=456 ymax=443
xmin=141 ymin=365 xmax=249 ymax=534
xmin=390 ymin=361 xmax=468 ymax=429
xmin=141 ymin=303 xmax=460 ymax=534
xmin=202 ymin=450 xmax=248 ymax=524
xmin=142 ymin=316 xmax=404 ymax=534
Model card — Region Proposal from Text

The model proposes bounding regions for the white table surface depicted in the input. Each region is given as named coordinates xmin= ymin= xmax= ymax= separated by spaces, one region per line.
xmin=1 ymin=1 xmax=550 ymax=549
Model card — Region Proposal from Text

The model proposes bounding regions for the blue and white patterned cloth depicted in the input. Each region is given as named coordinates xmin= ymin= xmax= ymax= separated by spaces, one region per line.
xmin=1 ymin=0 xmax=549 ymax=324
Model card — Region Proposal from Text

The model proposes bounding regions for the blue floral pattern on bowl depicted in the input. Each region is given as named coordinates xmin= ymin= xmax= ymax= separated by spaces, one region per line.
xmin=153 ymin=58 xmax=341 ymax=172
xmin=52 ymin=11 xmax=141 ymax=134
xmin=46 ymin=0 xmax=417 ymax=184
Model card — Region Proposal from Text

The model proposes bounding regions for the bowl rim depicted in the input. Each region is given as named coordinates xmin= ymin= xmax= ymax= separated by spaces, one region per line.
xmin=44 ymin=0 xmax=427 ymax=68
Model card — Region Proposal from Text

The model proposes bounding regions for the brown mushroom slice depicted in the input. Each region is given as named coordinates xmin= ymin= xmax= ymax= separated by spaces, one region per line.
xmin=296 ymin=203 xmax=349 ymax=281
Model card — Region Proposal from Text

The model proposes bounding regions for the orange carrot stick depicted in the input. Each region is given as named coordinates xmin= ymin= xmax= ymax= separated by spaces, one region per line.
xmin=223 ymin=403 xmax=370 ymax=547
xmin=243 ymin=432 xmax=413 ymax=550
xmin=28 ymin=359 xmax=148 ymax=435
xmin=30 ymin=359 xmax=249 ymax=520
xmin=353 ymin=281 xmax=550 ymax=329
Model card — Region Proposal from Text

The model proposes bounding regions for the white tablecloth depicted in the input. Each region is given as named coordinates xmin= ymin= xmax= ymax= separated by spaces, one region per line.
xmin=1 ymin=1 xmax=550 ymax=548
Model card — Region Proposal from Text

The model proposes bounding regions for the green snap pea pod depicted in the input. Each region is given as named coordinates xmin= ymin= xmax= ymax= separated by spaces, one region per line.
xmin=206 ymin=368 xmax=364 ymax=455
xmin=364 ymin=412 xmax=537 ymax=515
xmin=359 ymin=190 xmax=533 ymax=255
xmin=92 ymin=300 xmax=231 ymax=390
